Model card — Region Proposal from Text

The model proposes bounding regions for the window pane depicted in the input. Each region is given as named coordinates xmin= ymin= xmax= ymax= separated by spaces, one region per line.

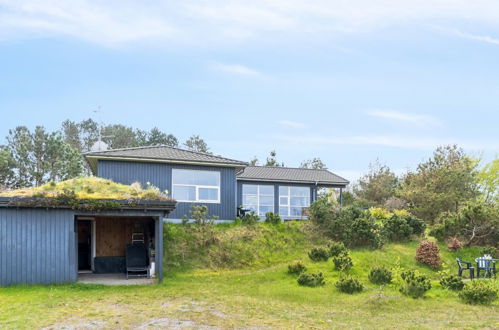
xmin=246 ymin=205 xmax=257 ymax=213
xmin=290 ymin=186 xmax=309 ymax=197
xmin=172 ymin=169 xmax=220 ymax=186
xmin=291 ymin=197 xmax=309 ymax=207
xmin=259 ymin=196 xmax=274 ymax=206
xmin=279 ymin=186 xmax=288 ymax=195
xmin=199 ymin=187 xmax=218 ymax=201
xmin=243 ymin=195 xmax=257 ymax=205
xmin=279 ymin=207 xmax=289 ymax=216
xmin=242 ymin=184 xmax=257 ymax=195
xmin=259 ymin=185 xmax=274 ymax=195
xmin=279 ymin=197 xmax=288 ymax=206
xmin=173 ymin=185 xmax=196 ymax=201
xmin=259 ymin=205 xmax=274 ymax=216
xmin=290 ymin=207 xmax=304 ymax=216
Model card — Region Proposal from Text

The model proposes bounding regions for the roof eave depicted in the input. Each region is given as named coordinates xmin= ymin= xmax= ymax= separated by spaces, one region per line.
xmin=84 ymin=155 xmax=248 ymax=170
xmin=236 ymin=177 xmax=349 ymax=187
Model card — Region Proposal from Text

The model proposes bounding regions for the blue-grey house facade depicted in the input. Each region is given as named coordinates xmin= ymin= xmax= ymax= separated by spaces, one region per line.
xmin=86 ymin=146 xmax=349 ymax=221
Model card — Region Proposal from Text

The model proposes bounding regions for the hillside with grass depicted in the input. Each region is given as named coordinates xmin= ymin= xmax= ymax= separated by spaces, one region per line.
xmin=1 ymin=219 xmax=497 ymax=329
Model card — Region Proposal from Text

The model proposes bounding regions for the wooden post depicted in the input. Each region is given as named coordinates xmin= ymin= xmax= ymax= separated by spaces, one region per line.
xmin=339 ymin=188 xmax=343 ymax=208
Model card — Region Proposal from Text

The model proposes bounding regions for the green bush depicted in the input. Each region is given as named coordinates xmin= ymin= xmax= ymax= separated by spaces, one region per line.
xmin=328 ymin=241 xmax=348 ymax=257
xmin=368 ymin=266 xmax=393 ymax=285
xmin=349 ymin=215 xmax=384 ymax=249
xmin=382 ymin=215 xmax=413 ymax=241
xmin=333 ymin=254 xmax=353 ymax=271
xmin=430 ymin=201 xmax=499 ymax=246
xmin=459 ymin=280 xmax=498 ymax=305
xmin=406 ymin=215 xmax=426 ymax=236
xmin=297 ymin=272 xmax=325 ymax=287
xmin=264 ymin=212 xmax=282 ymax=224
xmin=241 ymin=212 xmax=260 ymax=225
xmin=308 ymin=247 xmax=330 ymax=262
xmin=288 ymin=261 xmax=307 ymax=275
xmin=480 ymin=246 xmax=499 ymax=259
xmin=439 ymin=275 xmax=464 ymax=291
xmin=399 ymin=270 xmax=431 ymax=298
xmin=335 ymin=276 xmax=364 ymax=294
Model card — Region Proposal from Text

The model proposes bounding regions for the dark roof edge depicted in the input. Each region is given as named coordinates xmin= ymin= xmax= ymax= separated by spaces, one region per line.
xmin=236 ymin=177 xmax=349 ymax=186
xmin=84 ymin=145 xmax=248 ymax=165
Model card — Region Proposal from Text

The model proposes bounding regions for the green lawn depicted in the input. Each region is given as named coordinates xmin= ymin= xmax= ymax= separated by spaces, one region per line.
xmin=1 ymin=240 xmax=498 ymax=329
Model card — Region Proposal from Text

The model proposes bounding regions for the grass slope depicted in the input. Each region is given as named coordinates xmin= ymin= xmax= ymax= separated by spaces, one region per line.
xmin=0 ymin=222 xmax=498 ymax=329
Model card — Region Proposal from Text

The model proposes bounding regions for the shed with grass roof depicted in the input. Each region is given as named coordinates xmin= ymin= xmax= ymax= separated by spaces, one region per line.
xmin=0 ymin=178 xmax=176 ymax=286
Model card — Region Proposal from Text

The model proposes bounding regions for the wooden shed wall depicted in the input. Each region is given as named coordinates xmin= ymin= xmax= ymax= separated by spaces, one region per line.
xmin=0 ymin=208 xmax=77 ymax=286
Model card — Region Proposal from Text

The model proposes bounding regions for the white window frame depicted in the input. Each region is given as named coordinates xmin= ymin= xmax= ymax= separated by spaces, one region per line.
xmin=279 ymin=186 xmax=310 ymax=218
xmin=172 ymin=169 xmax=221 ymax=204
xmin=242 ymin=184 xmax=274 ymax=216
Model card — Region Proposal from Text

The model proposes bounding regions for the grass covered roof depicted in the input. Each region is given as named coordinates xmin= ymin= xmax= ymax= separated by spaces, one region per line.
xmin=0 ymin=177 xmax=171 ymax=201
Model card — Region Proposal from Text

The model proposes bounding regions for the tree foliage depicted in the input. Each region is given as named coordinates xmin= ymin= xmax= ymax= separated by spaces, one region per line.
xmin=355 ymin=160 xmax=398 ymax=206
xmin=184 ymin=135 xmax=209 ymax=153
xmin=300 ymin=157 xmax=326 ymax=169
xmin=4 ymin=126 xmax=84 ymax=188
xmin=398 ymin=145 xmax=480 ymax=222
xmin=265 ymin=150 xmax=284 ymax=167
xmin=477 ymin=158 xmax=499 ymax=203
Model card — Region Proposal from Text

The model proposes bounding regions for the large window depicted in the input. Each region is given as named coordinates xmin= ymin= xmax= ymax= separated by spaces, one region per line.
xmin=242 ymin=184 xmax=274 ymax=216
xmin=279 ymin=186 xmax=310 ymax=218
xmin=172 ymin=169 xmax=220 ymax=203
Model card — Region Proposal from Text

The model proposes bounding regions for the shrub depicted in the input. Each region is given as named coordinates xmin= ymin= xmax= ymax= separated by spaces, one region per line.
xmin=333 ymin=254 xmax=353 ymax=271
xmin=430 ymin=201 xmax=499 ymax=246
xmin=369 ymin=207 xmax=392 ymax=220
xmin=335 ymin=277 xmax=364 ymax=294
xmin=288 ymin=261 xmax=307 ymax=275
xmin=297 ymin=272 xmax=325 ymax=287
xmin=446 ymin=237 xmax=463 ymax=252
xmin=383 ymin=215 xmax=413 ymax=241
xmin=480 ymin=246 xmax=499 ymax=259
xmin=415 ymin=241 xmax=442 ymax=269
xmin=241 ymin=212 xmax=260 ymax=225
xmin=368 ymin=266 xmax=393 ymax=285
xmin=405 ymin=215 xmax=426 ymax=236
xmin=309 ymin=197 xmax=336 ymax=226
xmin=328 ymin=241 xmax=348 ymax=257
xmin=459 ymin=280 xmax=498 ymax=305
xmin=264 ymin=212 xmax=282 ymax=224
xmin=439 ymin=275 xmax=464 ymax=291
xmin=308 ymin=247 xmax=330 ymax=262
xmin=349 ymin=215 xmax=384 ymax=249
xmin=399 ymin=270 xmax=431 ymax=298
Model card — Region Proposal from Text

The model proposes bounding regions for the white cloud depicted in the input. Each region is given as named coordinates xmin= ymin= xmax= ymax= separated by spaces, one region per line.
xmin=277 ymin=120 xmax=306 ymax=129
xmin=2 ymin=1 xmax=499 ymax=46
xmin=211 ymin=63 xmax=262 ymax=77
xmin=451 ymin=29 xmax=499 ymax=46
xmin=366 ymin=110 xmax=441 ymax=127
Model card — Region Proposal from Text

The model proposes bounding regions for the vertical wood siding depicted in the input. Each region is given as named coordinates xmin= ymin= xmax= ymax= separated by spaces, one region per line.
xmin=98 ymin=160 xmax=238 ymax=220
xmin=0 ymin=209 xmax=76 ymax=286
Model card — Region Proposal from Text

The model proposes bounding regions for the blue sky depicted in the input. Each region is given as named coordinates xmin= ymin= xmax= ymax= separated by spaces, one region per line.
xmin=0 ymin=1 xmax=498 ymax=181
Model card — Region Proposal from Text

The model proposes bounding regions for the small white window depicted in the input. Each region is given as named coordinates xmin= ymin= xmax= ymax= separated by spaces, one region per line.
xmin=172 ymin=169 xmax=220 ymax=203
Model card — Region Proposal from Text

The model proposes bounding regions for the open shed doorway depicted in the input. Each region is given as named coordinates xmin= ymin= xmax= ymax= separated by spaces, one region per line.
xmin=76 ymin=215 xmax=158 ymax=281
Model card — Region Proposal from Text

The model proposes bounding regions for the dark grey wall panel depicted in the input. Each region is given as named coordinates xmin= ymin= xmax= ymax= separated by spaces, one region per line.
xmin=0 ymin=209 xmax=76 ymax=286
xmin=98 ymin=160 xmax=238 ymax=220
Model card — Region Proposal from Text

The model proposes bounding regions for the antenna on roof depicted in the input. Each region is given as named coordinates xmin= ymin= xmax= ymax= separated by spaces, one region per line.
xmin=90 ymin=106 xmax=112 ymax=152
